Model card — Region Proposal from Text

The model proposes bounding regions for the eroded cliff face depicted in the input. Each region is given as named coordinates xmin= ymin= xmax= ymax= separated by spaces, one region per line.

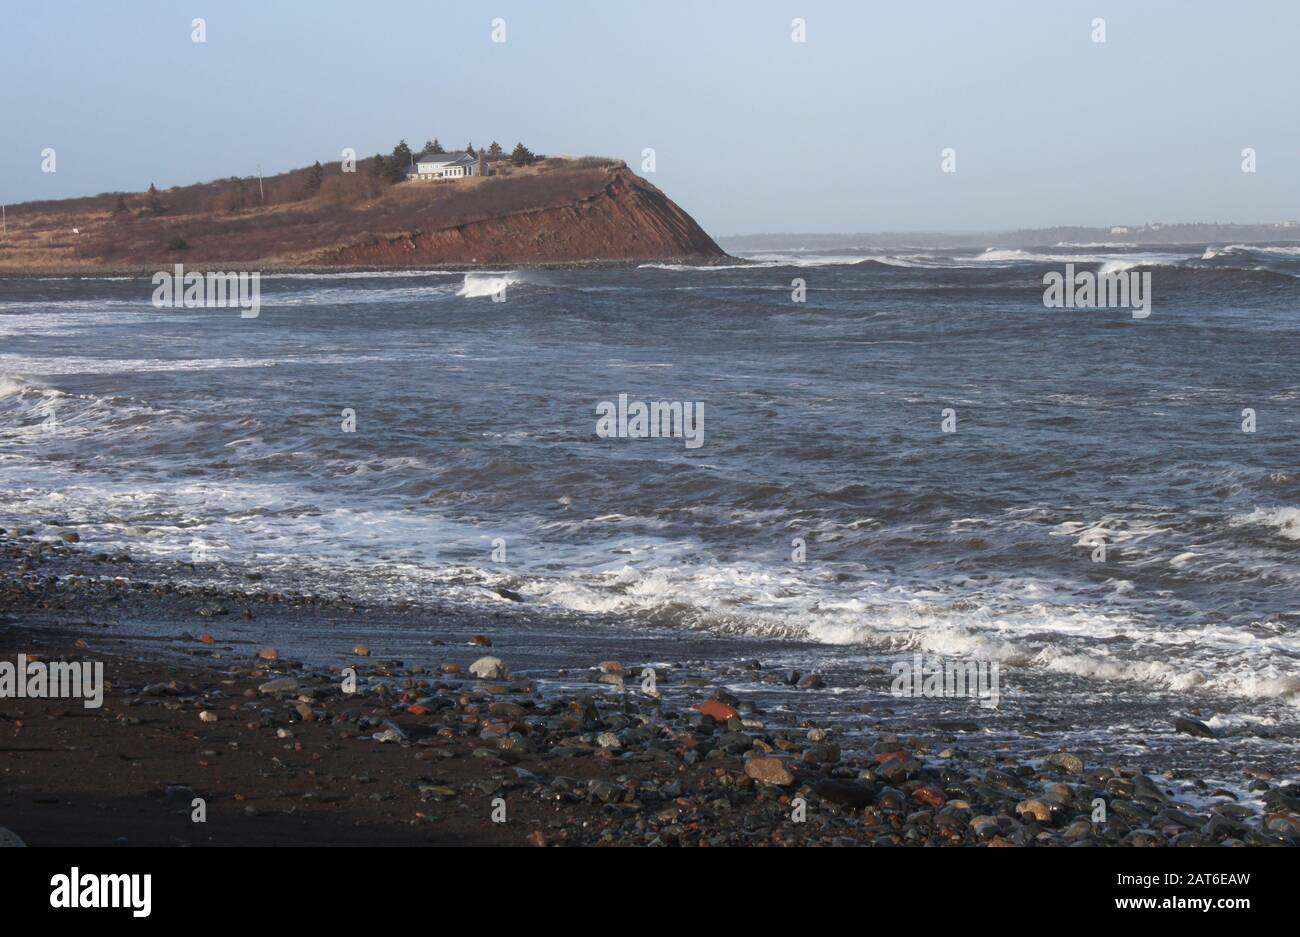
xmin=324 ymin=167 xmax=726 ymax=265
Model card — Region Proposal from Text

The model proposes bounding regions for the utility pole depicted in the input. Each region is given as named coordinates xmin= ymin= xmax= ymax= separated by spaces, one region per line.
xmin=257 ymin=164 xmax=264 ymax=203
xmin=1 ymin=202 xmax=6 ymax=238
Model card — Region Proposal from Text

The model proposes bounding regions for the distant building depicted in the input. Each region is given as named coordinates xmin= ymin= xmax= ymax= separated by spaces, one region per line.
xmin=406 ymin=150 xmax=484 ymax=181
xmin=1109 ymin=226 xmax=1129 ymax=235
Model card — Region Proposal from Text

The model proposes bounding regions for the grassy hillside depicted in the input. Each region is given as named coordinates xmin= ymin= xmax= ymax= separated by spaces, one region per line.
xmin=0 ymin=155 xmax=631 ymax=272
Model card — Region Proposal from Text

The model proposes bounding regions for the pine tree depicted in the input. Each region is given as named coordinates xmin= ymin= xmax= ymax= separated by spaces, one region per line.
xmin=112 ymin=194 xmax=129 ymax=215
xmin=303 ymin=161 xmax=323 ymax=196
xmin=146 ymin=183 xmax=164 ymax=213
xmin=487 ymin=141 xmax=504 ymax=161
xmin=430 ymin=139 xmax=445 ymax=154
xmin=510 ymin=142 xmax=535 ymax=166
xmin=387 ymin=141 xmax=413 ymax=182
xmin=465 ymin=143 xmax=475 ymax=157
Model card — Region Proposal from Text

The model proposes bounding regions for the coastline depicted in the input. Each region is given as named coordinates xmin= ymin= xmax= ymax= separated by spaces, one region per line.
xmin=3 ymin=526 xmax=1296 ymax=847
xmin=0 ymin=256 xmax=745 ymax=280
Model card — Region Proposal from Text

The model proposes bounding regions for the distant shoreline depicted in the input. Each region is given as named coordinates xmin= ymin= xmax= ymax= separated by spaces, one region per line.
xmin=0 ymin=257 xmax=743 ymax=280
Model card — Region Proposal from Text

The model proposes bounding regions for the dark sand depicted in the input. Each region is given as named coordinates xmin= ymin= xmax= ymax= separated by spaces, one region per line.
xmin=2 ymin=527 xmax=1297 ymax=847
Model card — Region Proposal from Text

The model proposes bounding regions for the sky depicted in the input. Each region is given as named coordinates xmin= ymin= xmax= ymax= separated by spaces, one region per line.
xmin=2 ymin=0 xmax=1297 ymax=236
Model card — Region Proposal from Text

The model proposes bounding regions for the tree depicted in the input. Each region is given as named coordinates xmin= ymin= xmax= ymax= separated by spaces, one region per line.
xmin=368 ymin=154 xmax=387 ymax=178
xmin=145 ymin=183 xmax=164 ymax=213
xmin=429 ymin=139 xmax=445 ymax=154
xmin=112 ymin=194 xmax=129 ymax=215
xmin=386 ymin=140 xmax=413 ymax=183
xmin=225 ymin=179 xmax=247 ymax=212
xmin=510 ymin=142 xmax=535 ymax=166
xmin=487 ymin=141 xmax=504 ymax=161
xmin=303 ymin=161 xmax=323 ymax=196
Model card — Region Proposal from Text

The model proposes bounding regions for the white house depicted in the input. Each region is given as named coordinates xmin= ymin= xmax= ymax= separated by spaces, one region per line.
xmin=407 ymin=150 xmax=483 ymax=181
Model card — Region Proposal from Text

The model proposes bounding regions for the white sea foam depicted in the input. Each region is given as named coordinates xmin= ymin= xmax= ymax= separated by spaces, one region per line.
xmin=1234 ymin=507 xmax=1300 ymax=541
xmin=458 ymin=273 xmax=522 ymax=297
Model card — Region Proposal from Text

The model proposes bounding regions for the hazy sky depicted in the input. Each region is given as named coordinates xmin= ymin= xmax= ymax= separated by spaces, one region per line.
xmin=2 ymin=1 xmax=1297 ymax=235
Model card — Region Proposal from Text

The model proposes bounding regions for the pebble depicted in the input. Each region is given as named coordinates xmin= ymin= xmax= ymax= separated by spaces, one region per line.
xmin=744 ymin=755 xmax=796 ymax=786
xmin=693 ymin=700 xmax=739 ymax=722
xmin=1174 ymin=717 xmax=1216 ymax=739
xmin=469 ymin=656 xmax=509 ymax=679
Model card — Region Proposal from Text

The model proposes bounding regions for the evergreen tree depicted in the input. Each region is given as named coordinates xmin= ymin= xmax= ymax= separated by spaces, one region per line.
xmin=510 ymin=142 xmax=535 ymax=166
xmin=487 ymin=141 xmax=504 ymax=161
xmin=429 ymin=139 xmax=445 ymax=154
xmin=388 ymin=140 xmax=413 ymax=182
xmin=368 ymin=154 xmax=388 ymax=179
xmin=465 ymin=143 xmax=475 ymax=157
xmin=145 ymin=183 xmax=164 ymax=213
xmin=112 ymin=194 xmax=129 ymax=215
xmin=303 ymin=161 xmax=323 ymax=196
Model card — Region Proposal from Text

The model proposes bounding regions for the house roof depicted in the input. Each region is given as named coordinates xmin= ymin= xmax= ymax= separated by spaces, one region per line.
xmin=414 ymin=150 xmax=476 ymax=167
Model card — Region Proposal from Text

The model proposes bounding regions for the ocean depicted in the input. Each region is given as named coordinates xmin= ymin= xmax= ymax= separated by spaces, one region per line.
xmin=2 ymin=241 xmax=1297 ymax=788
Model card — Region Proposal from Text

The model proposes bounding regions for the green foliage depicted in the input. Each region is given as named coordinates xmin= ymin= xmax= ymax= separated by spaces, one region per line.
xmin=510 ymin=142 xmax=535 ymax=166
xmin=387 ymin=140 xmax=413 ymax=183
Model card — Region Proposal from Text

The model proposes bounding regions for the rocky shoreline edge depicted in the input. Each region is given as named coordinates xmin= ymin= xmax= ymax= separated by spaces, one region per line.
xmin=1 ymin=526 xmax=1297 ymax=847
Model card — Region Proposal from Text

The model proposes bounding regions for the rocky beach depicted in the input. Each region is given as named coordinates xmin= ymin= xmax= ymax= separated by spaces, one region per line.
xmin=3 ymin=525 xmax=1297 ymax=848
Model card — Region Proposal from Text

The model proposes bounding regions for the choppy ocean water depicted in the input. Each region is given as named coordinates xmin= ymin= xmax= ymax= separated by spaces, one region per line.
xmin=2 ymin=242 xmax=1297 ymax=736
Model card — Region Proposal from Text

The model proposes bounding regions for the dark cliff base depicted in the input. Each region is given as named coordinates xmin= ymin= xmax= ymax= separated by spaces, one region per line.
xmin=0 ymin=160 xmax=729 ymax=275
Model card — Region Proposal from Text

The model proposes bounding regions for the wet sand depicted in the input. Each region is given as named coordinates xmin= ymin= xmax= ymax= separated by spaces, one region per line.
xmin=2 ymin=527 xmax=1297 ymax=847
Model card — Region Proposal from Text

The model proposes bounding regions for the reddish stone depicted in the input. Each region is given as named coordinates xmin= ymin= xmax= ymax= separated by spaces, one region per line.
xmin=199 ymin=633 xmax=216 ymax=645
xmin=913 ymin=786 xmax=946 ymax=807
xmin=694 ymin=700 xmax=739 ymax=722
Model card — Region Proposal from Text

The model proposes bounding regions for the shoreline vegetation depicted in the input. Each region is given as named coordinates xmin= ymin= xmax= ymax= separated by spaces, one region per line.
xmin=3 ymin=526 xmax=1297 ymax=847
xmin=0 ymin=151 xmax=728 ymax=276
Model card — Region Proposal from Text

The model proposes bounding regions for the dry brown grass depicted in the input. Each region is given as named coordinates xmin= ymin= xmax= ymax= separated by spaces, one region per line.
xmin=0 ymin=157 xmax=625 ymax=273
